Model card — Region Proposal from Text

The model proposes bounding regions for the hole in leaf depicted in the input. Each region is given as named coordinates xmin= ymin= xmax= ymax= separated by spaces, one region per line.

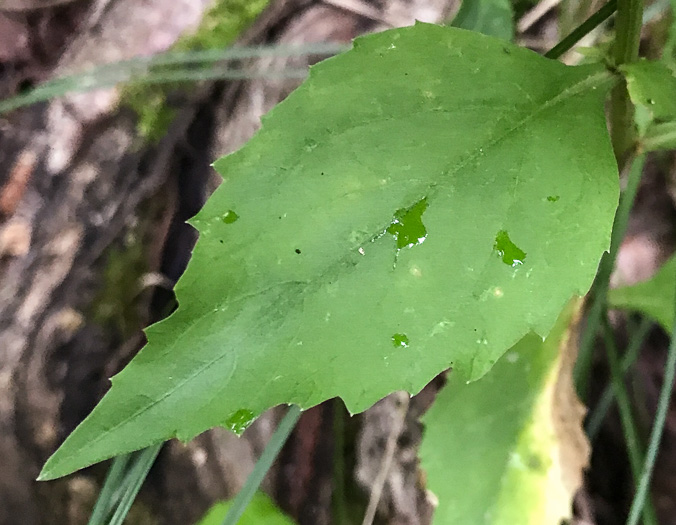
xmin=221 ymin=210 xmax=239 ymax=224
xmin=225 ymin=408 xmax=255 ymax=435
xmin=387 ymin=198 xmax=428 ymax=250
xmin=494 ymin=230 xmax=526 ymax=267
xmin=392 ymin=333 xmax=410 ymax=348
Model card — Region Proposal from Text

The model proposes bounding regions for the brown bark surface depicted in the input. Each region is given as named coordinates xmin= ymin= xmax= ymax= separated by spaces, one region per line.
xmin=0 ymin=1 xmax=458 ymax=524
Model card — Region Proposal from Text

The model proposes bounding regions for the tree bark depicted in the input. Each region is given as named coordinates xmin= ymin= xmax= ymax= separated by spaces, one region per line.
xmin=0 ymin=1 xmax=457 ymax=524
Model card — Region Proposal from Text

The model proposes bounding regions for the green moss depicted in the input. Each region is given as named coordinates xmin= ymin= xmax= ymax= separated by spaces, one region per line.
xmin=90 ymin=240 xmax=147 ymax=339
xmin=89 ymin=194 xmax=170 ymax=338
xmin=176 ymin=0 xmax=270 ymax=52
xmin=123 ymin=0 xmax=270 ymax=142
xmin=124 ymin=88 xmax=177 ymax=144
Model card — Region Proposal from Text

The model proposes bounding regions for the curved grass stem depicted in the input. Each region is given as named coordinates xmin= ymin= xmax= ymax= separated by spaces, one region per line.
xmin=586 ymin=317 xmax=652 ymax=440
xmin=108 ymin=444 xmax=162 ymax=525
xmin=602 ymin=318 xmax=658 ymax=525
xmin=545 ymin=0 xmax=618 ymax=59
xmin=86 ymin=454 xmax=133 ymax=525
xmin=626 ymin=272 xmax=676 ymax=524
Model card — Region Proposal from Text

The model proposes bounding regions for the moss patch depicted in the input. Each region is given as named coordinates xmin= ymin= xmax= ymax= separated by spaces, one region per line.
xmin=123 ymin=0 xmax=270 ymax=142
xmin=89 ymin=193 xmax=171 ymax=339
xmin=177 ymin=0 xmax=270 ymax=52
xmin=90 ymin=238 xmax=148 ymax=339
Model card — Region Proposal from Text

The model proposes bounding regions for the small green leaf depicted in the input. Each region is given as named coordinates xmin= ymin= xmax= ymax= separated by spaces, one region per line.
xmin=40 ymin=24 xmax=618 ymax=480
xmin=451 ymin=0 xmax=515 ymax=41
xmin=621 ymin=61 xmax=676 ymax=121
xmin=195 ymin=493 xmax=295 ymax=525
xmin=621 ymin=61 xmax=676 ymax=141
xmin=421 ymin=300 xmax=588 ymax=524
xmin=608 ymin=254 xmax=676 ymax=332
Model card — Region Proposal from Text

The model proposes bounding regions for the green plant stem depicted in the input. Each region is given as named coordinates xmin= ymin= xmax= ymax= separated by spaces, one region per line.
xmin=576 ymin=0 xmax=644 ymax=398
xmin=222 ymin=405 xmax=301 ymax=525
xmin=610 ymin=0 xmax=644 ymax=161
xmin=576 ymin=293 xmax=608 ymax=400
xmin=602 ymin=318 xmax=659 ymax=525
xmin=575 ymin=154 xmax=646 ymax=400
xmin=626 ymin=274 xmax=676 ymax=525
xmin=545 ymin=0 xmax=618 ymax=59
xmin=615 ymin=0 xmax=644 ymax=64
xmin=586 ymin=316 xmax=652 ymax=440
xmin=107 ymin=444 xmax=162 ymax=525
xmin=611 ymin=86 xmax=638 ymax=162
xmin=87 ymin=454 xmax=133 ymax=525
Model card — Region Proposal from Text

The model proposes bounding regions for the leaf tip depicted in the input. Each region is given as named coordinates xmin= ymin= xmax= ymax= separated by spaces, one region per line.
xmin=37 ymin=457 xmax=65 ymax=482
xmin=36 ymin=470 xmax=51 ymax=482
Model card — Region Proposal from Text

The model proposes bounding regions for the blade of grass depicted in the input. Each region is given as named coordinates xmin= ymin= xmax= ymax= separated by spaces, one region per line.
xmin=602 ymin=317 xmax=658 ymax=525
xmin=126 ymin=68 xmax=309 ymax=85
xmin=137 ymin=43 xmax=348 ymax=68
xmin=626 ymin=264 xmax=676 ymax=525
xmin=0 ymin=67 xmax=309 ymax=114
xmin=107 ymin=444 xmax=162 ymax=525
xmin=587 ymin=316 xmax=653 ymax=440
xmin=222 ymin=405 xmax=301 ymax=525
xmin=0 ymin=43 xmax=348 ymax=115
xmin=545 ymin=0 xmax=618 ymax=59
xmin=575 ymin=154 xmax=646 ymax=400
xmin=87 ymin=454 xmax=133 ymax=525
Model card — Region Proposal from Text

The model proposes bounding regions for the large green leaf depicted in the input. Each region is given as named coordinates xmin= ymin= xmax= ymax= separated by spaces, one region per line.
xmin=621 ymin=61 xmax=676 ymax=148
xmin=195 ymin=493 xmax=294 ymax=525
xmin=451 ymin=0 xmax=515 ymax=41
xmin=40 ymin=23 xmax=618 ymax=480
xmin=420 ymin=300 xmax=588 ymax=524
xmin=608 ymin=254 xmax=676 ymax=332
xmin=621 ymin=60 xmax=676 ymax=122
